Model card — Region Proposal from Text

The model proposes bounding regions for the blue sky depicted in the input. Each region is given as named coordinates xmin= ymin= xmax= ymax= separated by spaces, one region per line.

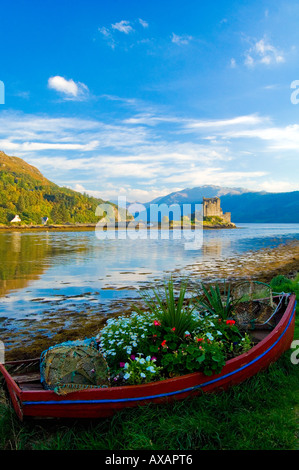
xmin=0 ymin=0 xmax=299 ymax=202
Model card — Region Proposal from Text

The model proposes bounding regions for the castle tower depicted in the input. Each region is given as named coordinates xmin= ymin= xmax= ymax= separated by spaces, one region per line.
xmin=203 ymin=197 xmax=231 ymax=223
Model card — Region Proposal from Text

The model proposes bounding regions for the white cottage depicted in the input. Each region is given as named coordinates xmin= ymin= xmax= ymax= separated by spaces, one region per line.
xmin=10 ymin=215 xmax=21 ymax=223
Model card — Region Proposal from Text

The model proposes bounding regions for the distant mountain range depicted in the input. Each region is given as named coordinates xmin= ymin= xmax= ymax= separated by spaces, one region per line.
xmin=141 ymin=185 xmax=299 ymax=223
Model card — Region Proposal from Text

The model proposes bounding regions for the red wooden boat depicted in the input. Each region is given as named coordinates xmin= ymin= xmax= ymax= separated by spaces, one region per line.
xmin=0 ymin=293 xmax=296 ymax=421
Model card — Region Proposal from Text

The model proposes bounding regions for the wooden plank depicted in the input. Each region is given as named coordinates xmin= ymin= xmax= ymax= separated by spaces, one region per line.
xmin=20 ymin=383 xmax=44 ymax=391
xmin=12 ymin=372 xmax=41 ymax=384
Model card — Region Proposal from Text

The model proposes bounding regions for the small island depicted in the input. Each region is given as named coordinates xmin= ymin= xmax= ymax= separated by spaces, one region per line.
xmin=202 ymin=197 xmax=236 ymax=228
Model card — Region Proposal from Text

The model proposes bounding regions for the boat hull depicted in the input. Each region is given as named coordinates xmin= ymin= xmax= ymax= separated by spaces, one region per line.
xmin=0 ymin=294 xmax=296 ymax=420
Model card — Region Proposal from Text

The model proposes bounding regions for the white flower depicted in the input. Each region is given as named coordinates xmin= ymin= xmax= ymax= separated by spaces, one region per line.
xmin=139 ymin=358 xmax=145 ymax=364
xmin=124 ymin=372 xmax=130 ymax=380
xmin=140 ymin=373 xmax=146 ymax=378
xmin=146 ymin=356 xmax=151 ymax=361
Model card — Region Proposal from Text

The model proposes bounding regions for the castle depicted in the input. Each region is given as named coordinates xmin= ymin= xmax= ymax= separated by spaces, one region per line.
xmin=203 ymin=197 xmax=231 ymax=223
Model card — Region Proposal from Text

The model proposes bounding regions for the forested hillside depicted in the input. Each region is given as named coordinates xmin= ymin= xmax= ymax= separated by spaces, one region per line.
xmin=0 ymin=152 xmax=111 ymax=225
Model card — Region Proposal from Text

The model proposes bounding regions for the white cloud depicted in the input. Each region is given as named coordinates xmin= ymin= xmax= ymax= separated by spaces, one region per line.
xmin=244 ymin=37 xmax=285 ymax=67
xmin=171 ymin=33 xmax=193 ymax=46
xmin=244 ymin=54 xmax=254 ymax=67
xmin=0 ymin=139 xmax=99 ymax=152
xmin=184 ymin=114 xmax=265 ymax=130
xmin=98 ymin=26 xmax=116 ymax=49
xmin=0 ymin=108 xmax=297 ymax=202
xmin=48 ymin=76 xmax=89 ymax=100
xmin=98 ymin=18 xmax=149 ymax=49
xmin=138 ymin=18 xmax=148 ymax=28
xmin=230 ymin=58 xmax=236 ymax=68
xmin=258 ymin=180 xmax=299 ymax=193
xmin=224 ymin=123 xmax=299 ymax=150
xmin=98 ymin=26 xmax=111 ymax=38
xmin=73 ymin=183 xmax=173 ymax=204
xmin=112 ymin=20 xmax=133 ymax=34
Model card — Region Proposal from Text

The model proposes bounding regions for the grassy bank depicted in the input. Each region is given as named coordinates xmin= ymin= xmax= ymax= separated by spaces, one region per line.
xmin=0 ymin=274 xmax=298 ymax=450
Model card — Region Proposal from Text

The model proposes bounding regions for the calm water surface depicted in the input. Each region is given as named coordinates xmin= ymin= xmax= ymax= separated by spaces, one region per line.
xmin=0 ymin=223 xmax=299 ymax=321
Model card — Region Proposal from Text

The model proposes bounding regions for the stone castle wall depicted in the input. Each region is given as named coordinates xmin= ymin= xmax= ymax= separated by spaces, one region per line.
xmin=203 ymin=197 xmax=231 ymax=223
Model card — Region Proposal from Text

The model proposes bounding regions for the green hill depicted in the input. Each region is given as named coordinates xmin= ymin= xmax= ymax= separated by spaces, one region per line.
xmin=0 ymin=151 xmax=118 ymax=225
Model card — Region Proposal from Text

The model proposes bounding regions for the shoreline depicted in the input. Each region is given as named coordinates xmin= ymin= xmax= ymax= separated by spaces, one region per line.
xmin=0 ymin=222 xmax=237 ymax=232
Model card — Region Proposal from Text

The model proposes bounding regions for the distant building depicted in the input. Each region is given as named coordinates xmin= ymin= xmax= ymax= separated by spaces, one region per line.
xmin=10 ymin=215 xmax=21 ymax=223
xmin=203 ymin=197 xmax=231 ymax=223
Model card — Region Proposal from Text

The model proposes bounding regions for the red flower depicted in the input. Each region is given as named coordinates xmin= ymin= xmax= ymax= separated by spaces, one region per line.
xmin=171 ymin=327 xmax=176 ymax=331
xmin=161 ymin=340 xmax=167 ymax=348
xmin=196 ymin=338 xmax=204 ymax=342
xmin=226 ymin=319 xmax=236 ymax=325
xmin=154 ymin=320 xmax=161 ymax=326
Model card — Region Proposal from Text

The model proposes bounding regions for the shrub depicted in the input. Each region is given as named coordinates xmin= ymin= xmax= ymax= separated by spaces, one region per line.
xmin=136 ymin=278 xmax=197 ymax=338
xmin=194 ymin=282 xmax=240 ymax=320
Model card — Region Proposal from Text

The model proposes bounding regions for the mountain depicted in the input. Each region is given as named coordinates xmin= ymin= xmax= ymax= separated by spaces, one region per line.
xmin=220 ymin=191 xmax=299 ymax=223
xmin=0 ymin=152 xmax=121 ymax=225
xmin=144 ymin=185 xmax=299 ymax=223
xmin=145 ymin=185 xmax=252 ymax=207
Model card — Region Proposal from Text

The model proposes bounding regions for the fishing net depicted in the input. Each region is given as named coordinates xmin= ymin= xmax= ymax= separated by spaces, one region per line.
xmin=230 ymin=280 xmax=282 ymax=331
xmin=40 ymin=338 xmax=110 ymax=395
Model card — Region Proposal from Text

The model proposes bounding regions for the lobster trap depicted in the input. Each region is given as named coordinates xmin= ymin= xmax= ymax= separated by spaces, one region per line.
xmin=40 ymin=338 xmax=110 ymax=395
xmin=231 ymin=280 xmax=289 ymax=331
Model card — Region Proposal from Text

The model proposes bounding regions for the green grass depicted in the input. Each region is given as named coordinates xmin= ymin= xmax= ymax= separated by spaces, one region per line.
xmin=0 ymin=274 xmax=298 ymax=450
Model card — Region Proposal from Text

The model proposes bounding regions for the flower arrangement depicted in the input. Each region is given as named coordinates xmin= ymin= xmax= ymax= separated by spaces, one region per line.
xmin=97 ymin=279 xmax=253 ymax=386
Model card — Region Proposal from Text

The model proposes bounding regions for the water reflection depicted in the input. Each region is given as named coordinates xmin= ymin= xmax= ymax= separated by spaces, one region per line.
xmin=0 ymin=231 xmax=88 ymax=297
xmin=0 ymin=224 xmax=298 ymax=321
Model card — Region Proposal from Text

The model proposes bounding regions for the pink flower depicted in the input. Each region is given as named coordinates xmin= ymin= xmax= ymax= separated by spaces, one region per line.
xmin=154 ymin=320 xmax=161 ymax=326
xmin=151 ymin=356 xmax=157 ymax=362
xmin=130 ymin=355 xmax=136 ymax=360
xmin=119 ymin=362 xmax=125 ymax=368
